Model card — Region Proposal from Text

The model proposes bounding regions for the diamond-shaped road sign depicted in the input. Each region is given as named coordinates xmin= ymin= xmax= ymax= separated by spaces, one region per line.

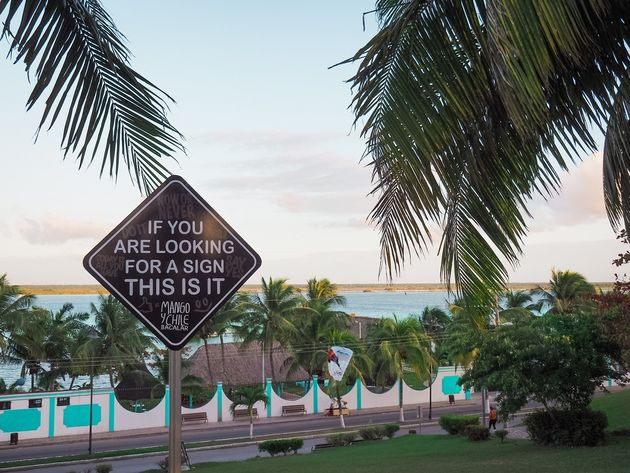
xmin=83 ymin=176 xmax=261 ymax=350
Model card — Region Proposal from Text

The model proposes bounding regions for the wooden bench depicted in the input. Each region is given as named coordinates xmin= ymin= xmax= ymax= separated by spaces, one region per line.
xmin=233 ymin=407 xmax=258 ymax=420
xmin=181 ymin=412 xmax=207 ymax=424
xmin=282 ymin=404 xmax=306 ymax=416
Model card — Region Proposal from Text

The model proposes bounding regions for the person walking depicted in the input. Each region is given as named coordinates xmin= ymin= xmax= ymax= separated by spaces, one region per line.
xmin=488 ymin=406 xmax=498 ymax=430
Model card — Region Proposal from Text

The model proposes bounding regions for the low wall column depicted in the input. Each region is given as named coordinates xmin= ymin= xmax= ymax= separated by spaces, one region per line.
xmin=217 ymin=382 xmax=223 ymax=422
xmin=312 ymin=375 xmax=318 ymax=414
xmin=108 ymin=391 xmax=115 ymax=432
xmin=356 ymin=378 xmax=362 ymax=410
xmin=266 ymin=378 xmax=272 ymax=417
xmin=48 ymin=396 xmax=56 ymax=438
xmin=164 ymin=385 xmax=170 ymax=427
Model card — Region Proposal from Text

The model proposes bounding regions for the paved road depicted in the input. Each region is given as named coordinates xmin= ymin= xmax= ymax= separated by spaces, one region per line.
xmin=11 ymin=423 xmax=451 ymax=473
xmin=1 ymin=403 xmax=480 ymax=463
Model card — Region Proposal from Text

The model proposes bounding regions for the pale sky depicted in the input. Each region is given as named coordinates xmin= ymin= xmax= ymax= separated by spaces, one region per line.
xmin=0 ymin=1 xmax=624 ymax=285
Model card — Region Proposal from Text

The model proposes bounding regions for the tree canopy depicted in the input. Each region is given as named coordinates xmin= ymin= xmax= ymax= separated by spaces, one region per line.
xmin=346 ymin=0 xmax=630 ymax=306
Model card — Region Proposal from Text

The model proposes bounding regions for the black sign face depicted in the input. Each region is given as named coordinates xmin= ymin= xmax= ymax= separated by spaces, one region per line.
xmin=83 ymin=176 xmax=261 ymax=349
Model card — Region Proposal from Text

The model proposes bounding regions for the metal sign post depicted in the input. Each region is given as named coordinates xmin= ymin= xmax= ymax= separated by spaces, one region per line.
xmin=83 ymin=176 xmax=261 ymax=471
xmin=169 ymin=350 xmax=182 ymax=473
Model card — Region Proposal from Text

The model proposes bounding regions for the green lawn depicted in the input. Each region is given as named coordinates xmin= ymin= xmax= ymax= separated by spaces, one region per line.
xmin=592 ymin=388 xmax=630 ymax=430
xmin=147 ymin=435 xmax=630 ymax=473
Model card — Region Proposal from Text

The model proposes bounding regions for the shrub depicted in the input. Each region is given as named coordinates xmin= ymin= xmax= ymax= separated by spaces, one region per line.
xmin=610 ymin=428 xmax=630 ymax=437
xmin=326 ymin=432 xmax=356 ymax=447
xmin=381 ymin=424 xmax=400 ymax=439
xmin=258 ymin=438 xmax=304 ymax=456
xmin=439 ymin=415 xmax=480 ymax=435
xmin=524 ymin=408 xmax=607 ymax=446
xmin=464 ymin=425 xmax=490 ymax=441
xmin=495 ymin=429 xmax=509 ymax=443
xmin=359 ymin=426 xmax=381 ymax=440
xmin=95 ymin=465 xmax=112 ymax=473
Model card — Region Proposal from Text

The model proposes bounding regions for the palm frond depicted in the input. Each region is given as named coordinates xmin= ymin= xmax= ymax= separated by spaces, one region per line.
xmin=0 ymin=0 xmax=185 ymax=193
xmin=345 ymin=0 xmax=630 ymax=306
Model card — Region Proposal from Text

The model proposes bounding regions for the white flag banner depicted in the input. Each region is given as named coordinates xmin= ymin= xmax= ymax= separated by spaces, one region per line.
xmin=327 ymin=346 xmax=353 ymax=381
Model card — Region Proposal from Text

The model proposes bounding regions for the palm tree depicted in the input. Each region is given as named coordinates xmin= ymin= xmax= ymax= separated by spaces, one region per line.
xmin=0 ymin=1 xmax=184 ymax=194
xmin=419 ymin=306 xmax=451 ymax=366
xmin=229 ymin=386 xmax=268 ymax=439
xmin=6 ymin=308 xmax=49 ymax=391
xmin=41 ymin=303 xmax=90 ymax=390
xmin=149 ymin=350 xmax=204 ymax=401
xmin=420 ymin=307 xmax=450 ymax=337
xmin=343 ymin=1 xmax=630 ymax=308
xmin=196 ymin=293 xmax=247 ymax=385
xmin=237 ymin=278 xmax=302 ymax=384
xmin=316 ymin=328 xmax=371 ymax=429
xmin=499 ymin=290 xmax=540 ymax=322
xmin=283 ymin=301 xmax=350 ymax=387
xmin=533 ymin=269 xmax=596 ymax=315
xmin=0 ymin=274 xmax=34 ymax=356
xmin=86 ymin=295 xmax=155 ymax=387
xmin=305 ymin=278 xmax=347 ymax=307
xmin=367 ymin=316 xmax=431 ymax=422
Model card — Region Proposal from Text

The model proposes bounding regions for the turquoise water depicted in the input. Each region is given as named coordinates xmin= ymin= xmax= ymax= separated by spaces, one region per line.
xmin=30 ymin=291 xmax=451 ymax=319
xmin=0 ymin=291 xmax=452 ymax=387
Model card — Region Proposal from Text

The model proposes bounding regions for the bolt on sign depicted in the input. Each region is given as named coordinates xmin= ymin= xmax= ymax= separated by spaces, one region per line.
xmin=83 ymin=176 xmax=262 ymax=350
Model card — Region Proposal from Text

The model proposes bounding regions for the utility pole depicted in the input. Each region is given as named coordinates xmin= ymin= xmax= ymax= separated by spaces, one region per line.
xmin=169 ymin=350 xmax=182 ymax=473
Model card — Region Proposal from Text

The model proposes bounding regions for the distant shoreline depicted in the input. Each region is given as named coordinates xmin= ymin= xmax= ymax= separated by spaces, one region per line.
xmin=19 ymin=282 xmax=615 ymax=295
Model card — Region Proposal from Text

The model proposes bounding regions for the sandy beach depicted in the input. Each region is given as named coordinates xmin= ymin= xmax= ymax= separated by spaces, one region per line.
xmin=18 ymin=282 xmax=615 ymax=295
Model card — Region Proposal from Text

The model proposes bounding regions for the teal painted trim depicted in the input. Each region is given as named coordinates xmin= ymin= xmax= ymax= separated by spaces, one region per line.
xmin=266 ymin=378 xmax=272 ymax=417
xmin=356 ymin=378 xmax=362 ymax=410
xmin=48 ymin=398 xmax=55 ymax=438
xmin=312 ymin=375 xmax=318 ymax=414
xmin=465 ymin=389 xmax=472 ymax=400
xmin=442 ymin=376 xmax=462 ymax=395
xmin=63 ymin=405 xmax=101 ymax=428
xmin=0 ymin=409 xmax=41 ymax=432
xmin=398 ymin=378 xmax=403 ymax=407
xmin=165 ymin=386 xmax=170 ymax=427
xmin=109 ymin=392 xmax=115 ymax=432
xmin=189 ymin=395 xmax=193 ymax=409
xmin=217 ymin=383 xmax=223 ymax=422
xmin=0 ymin=388 xmax=115 ymax=402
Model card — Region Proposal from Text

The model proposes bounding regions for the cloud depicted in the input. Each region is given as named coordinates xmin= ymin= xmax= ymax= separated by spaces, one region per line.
xmin=18 ymin=217 xmax=109 ymax=245
xmin=274 ymin=191 xmax=374 ymax=215
xmin=191 ymin=130 xmax=344 ymax=152
xmin=529 ymin=152 xmax=606 ymax=231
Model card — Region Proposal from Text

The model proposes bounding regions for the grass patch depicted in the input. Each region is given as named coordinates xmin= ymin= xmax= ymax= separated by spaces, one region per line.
xmin=142 ymin=435 xmax=630 ymax=473
xmin=591 ymin=388 xmax=630 ymax=430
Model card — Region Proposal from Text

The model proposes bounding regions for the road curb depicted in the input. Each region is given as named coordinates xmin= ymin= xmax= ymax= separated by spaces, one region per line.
xmin=0 ymin=419 xmax=443 ymax=472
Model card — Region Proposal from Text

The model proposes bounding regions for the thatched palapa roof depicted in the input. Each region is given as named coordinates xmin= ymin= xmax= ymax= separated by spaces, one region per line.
xmin=186 ymin=341 xmax=308 ymax=386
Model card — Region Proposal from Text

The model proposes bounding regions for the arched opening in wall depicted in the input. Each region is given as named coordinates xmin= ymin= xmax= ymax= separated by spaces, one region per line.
xmin=272 ymin=380 xmax=311 ymax=400
xmin=403 ymin=370 xmax=433 ymax=390
xmin=181 ymin=384 xmax=216 ymax=408
xmin=114 ymin=368 xmax=163 ymax=413
xmin=364 ymin=376 xmax=396 ymax=394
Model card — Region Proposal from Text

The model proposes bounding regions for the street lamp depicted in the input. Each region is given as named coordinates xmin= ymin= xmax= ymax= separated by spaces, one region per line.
xmin=87 ymin=330 xmax=99 ymax=455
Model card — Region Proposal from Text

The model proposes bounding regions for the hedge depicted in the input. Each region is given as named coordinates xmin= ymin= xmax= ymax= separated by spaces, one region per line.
xmin=439 ymin=414 xmax=480 ymax=435
xmin=258 ymin=438 xmax=304 ymax=456
xmin=523 ymin=408 xmax=607 ymax=446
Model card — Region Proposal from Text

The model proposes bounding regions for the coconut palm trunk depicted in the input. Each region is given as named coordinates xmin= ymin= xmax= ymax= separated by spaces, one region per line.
xmin=220 ymin=334 xmax=227 ymax=383
xmin=336 ymin=384 xmax=346 ymax=429
xmin=249 ymin=409 xmax=255 ymax=439
xmin=399 ymin=376 xmax=405 ymax=422
xmin=269 ymin=348 xmax=276 ymax=385
xmin=203 ymin=338 xmax=214 ymax=386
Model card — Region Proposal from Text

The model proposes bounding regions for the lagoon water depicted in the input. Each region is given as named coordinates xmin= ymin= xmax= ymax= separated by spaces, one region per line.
xmin=0 ymin=290 xmax=452 ymax=387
